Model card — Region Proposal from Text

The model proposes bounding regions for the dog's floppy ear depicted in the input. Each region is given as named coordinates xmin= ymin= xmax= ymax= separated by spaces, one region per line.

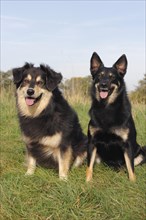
xmin=13 ymin=62 xmax=33 ymax=84
xmin=90 ymin=52 xmax=104 ymax=78
xmin=40 ymin=64 xmax=62 ymax=91
xmin=113 ymin=54 xmax=128 ymax=77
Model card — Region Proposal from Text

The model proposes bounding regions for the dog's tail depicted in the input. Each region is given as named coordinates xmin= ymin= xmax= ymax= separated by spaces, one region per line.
xmin=134 ymin=146 xmax=146 ymax=166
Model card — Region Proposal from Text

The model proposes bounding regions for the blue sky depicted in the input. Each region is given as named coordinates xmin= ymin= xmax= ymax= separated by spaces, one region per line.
xmin=1 ymin=0 xmax=145 ymax=90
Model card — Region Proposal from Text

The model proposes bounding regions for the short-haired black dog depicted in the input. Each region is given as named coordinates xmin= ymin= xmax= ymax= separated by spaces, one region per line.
xmin=13 ymin=63 xmax=87 ymax=180
xmin=86 ymin=52 xmax=146 ymax=182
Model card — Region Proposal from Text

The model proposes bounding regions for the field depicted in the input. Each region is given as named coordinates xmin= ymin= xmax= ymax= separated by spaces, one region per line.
xmin=1 ymin=89 xmax=146 ymax=220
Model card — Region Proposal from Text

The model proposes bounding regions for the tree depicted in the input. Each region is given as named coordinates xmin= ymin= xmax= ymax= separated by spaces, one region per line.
xmin=62 ymin=76 xmax=92 ymax=98
xmin=130 ymin=74 xmax=146 ymax=103
xmin=0 ymin=70 xmax=13 ymax=89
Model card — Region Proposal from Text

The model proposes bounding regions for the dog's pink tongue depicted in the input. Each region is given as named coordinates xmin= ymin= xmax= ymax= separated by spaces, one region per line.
xmin=25 ymin=98 xmax=35 ymax=106
xmin=100 ymin=91 xmax=108 ymax=99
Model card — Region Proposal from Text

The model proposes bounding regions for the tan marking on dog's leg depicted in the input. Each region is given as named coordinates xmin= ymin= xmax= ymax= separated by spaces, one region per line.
xmin=58 ymin=147 xmax=72 ymax=180
xmin=124 ymin=152 xmax=136 ymax=182
xmin=25 ymin=152 xmax=36 ymax=176
xmin=86 ymin=148 xmax=97 ymax=182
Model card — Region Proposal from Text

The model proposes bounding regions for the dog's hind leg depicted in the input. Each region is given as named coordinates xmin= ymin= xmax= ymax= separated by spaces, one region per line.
xmin=124 ymin=149 xmax=136 ymax=182
xmin=86 ymin=146 xmax=97 ymax=182
xmin=25 ymin=151 xmax=36 ymax=176
xmin=134 ymin=146 xmax=146 ymax=166
xmin=57 ymin=147 xmax=72 ymax=180
xmin=73 ymin=152 xmax=87 ymax=167
xmin=134 ymin=154 xmax=144 ymax=166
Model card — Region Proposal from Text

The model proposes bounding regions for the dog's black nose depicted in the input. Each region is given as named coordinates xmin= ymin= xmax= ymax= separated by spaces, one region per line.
xmin=100 ymin=82 xmax=108 ymax=88
xmin=27 ymin=88 xmax=34 ymax=96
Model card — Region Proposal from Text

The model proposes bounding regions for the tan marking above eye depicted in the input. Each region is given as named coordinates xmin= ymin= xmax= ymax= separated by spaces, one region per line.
xmin=36 ymin=76 xmax=44 ymax=86
xmin=27 ymin=74 xmax=32 ymax=80
xmin=23 ymin=74 xmax=32 ymax=84
xmin=109 ymin=73 xmax=113 ymax=77
xmin=98 ymin=72 xmax=104 ymax=78
xmin=36 ymin=76 xmax=42 ymax=82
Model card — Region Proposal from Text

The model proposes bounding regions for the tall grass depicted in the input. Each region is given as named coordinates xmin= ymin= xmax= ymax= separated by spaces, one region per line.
xmin=1 ymin=88 xmax=146 ymax=220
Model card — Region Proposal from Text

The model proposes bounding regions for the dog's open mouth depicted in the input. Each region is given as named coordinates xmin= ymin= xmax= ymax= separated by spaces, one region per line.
xmin=99 ymin=87 xmax=114 ymax=99
xmin=25 ymin=94 xmax=42 ymax=106
xmin=99 ymin=88 xmax=109 ymax=99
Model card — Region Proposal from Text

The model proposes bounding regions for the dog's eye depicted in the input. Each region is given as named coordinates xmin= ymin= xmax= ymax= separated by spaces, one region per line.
xmin=109 ymin=73 xmax=115 ymax=79
xmin=36 ymin=81 xmax=44 ymax=86
xmin=98 ymin=72 xmax=104 ymax=78
xmin=23 ymin=79 xmax=30 ymax=84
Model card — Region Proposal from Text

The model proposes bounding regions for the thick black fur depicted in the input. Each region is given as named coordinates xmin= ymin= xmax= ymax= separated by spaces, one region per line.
xmin=13 ymin=63 xmax=87 ymax=179
xmin=20 ymin=88 xmax=87 ymax=160
xmin=86 ymin=52 xmax=146 ymax=181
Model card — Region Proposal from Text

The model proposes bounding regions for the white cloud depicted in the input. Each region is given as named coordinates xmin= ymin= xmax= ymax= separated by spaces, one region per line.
xmin=1 ymin=15 xmax=32 ymax=29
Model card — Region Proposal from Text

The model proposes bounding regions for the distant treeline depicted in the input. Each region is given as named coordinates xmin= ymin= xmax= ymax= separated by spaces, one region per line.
xmin=0 ymin=70 xmax=145 ymax=104
xmin=0 ymin=70 xmax=13 ymax=88
xmin=129 ymin=74 xmax=146 ymax=104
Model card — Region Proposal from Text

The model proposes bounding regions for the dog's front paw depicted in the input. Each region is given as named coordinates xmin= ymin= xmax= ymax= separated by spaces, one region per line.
xmin=59 ymin=175 xmax=68 ymax=181
xmin=86 ymin=167 xmax=93 ymax=182
xmin=129 ymin=174 xmax=136 ymax=182
xmin=25 ymin=170 xmax=35 ymax=176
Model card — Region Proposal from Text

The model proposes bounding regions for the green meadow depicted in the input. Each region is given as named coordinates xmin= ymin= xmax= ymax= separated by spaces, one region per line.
xmin=1 ymin=89 xmax=146 ymax=220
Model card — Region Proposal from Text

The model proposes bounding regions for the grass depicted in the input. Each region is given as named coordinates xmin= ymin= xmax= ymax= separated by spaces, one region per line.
xmin=0 ymin=89 xmax=146 ymax=220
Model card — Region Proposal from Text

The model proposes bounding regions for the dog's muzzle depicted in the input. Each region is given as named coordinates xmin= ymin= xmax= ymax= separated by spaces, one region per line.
xmin=99 ymin=82 xmax=109 ymax=99
xmin=25 ymin=88 xmax=42 ymax=106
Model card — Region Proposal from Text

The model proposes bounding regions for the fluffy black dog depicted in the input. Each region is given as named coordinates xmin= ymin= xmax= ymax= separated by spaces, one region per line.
xmin=13 ymin=63 xmax=87 ymax=180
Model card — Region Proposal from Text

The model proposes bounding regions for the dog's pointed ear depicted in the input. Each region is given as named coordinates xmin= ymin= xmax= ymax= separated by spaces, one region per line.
xmin=40 ymin=64 xmax=62 ymax=91
xmin=113 ymin=54 xmax=128 ymax=77
xmin=12 ymin=62 xmax=33 ymax=84
xmin=90 ymin=52 xmax=104 ymax=78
